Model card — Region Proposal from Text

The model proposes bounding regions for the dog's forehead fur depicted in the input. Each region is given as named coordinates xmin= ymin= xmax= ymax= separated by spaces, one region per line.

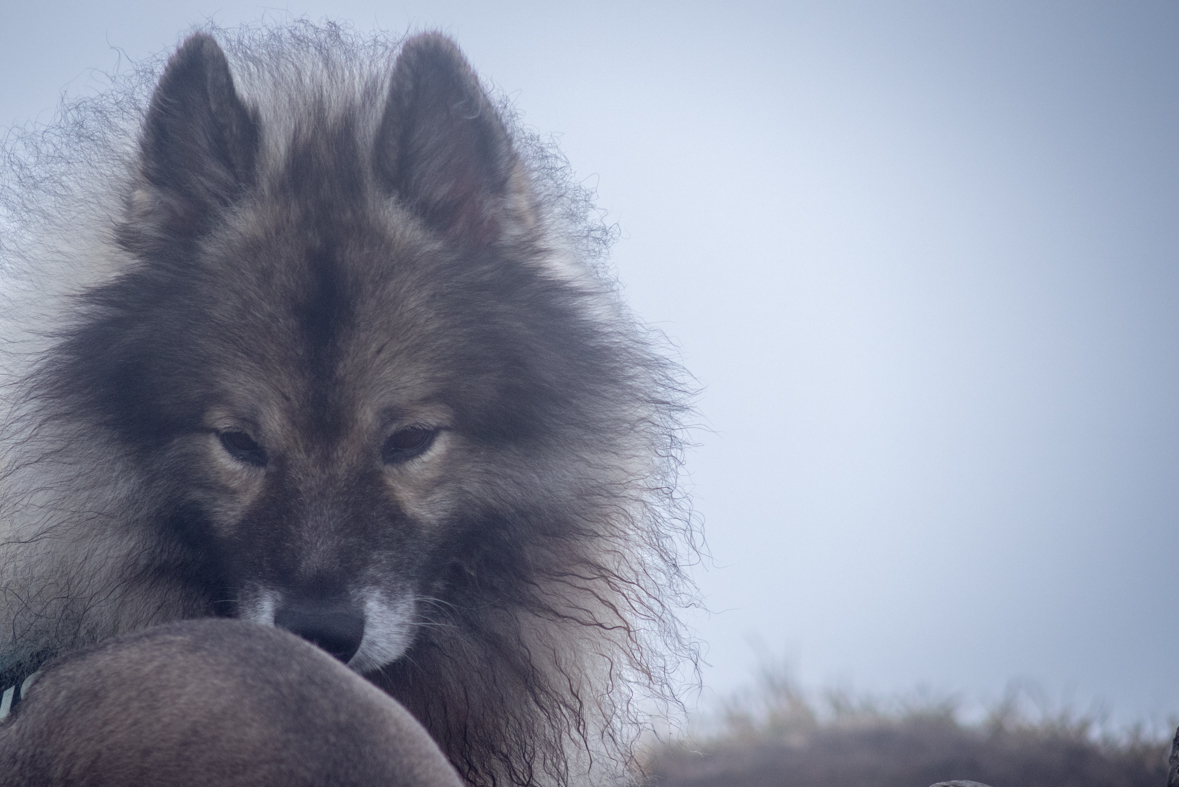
xmin=194 ymin=191 xmax=450 ymax=430
xmin=187 ymin=193 xmax=591 ymax=449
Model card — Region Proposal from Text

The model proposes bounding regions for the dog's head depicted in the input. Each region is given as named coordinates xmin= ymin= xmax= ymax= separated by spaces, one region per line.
xmin=59 ymin=32 xmax=635 ymax=673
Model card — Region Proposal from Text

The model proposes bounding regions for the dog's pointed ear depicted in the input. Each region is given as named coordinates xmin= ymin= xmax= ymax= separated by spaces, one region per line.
xmin=127 ymin=33 xmax=259 ymax=249
xmin=374 ymin=33 xmax=531 ymax=248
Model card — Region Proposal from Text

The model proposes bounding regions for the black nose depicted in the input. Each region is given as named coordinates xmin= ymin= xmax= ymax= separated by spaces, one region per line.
xmin=274 ymin=603 xmax=365 ymax=663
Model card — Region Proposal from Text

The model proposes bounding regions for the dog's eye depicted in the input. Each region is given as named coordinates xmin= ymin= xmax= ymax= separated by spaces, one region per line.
xmin=218 ymin=430 xmax=268 ymax=467
xmin=381 ymin=426 xmax=438 ymax=465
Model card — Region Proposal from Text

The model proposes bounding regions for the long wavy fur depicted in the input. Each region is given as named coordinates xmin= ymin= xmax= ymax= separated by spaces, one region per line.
xmin=0 ymin=20 xmax=699 ymax=787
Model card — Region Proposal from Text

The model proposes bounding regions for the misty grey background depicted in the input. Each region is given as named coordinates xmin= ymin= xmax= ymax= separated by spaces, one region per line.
xmin=3 ymin=1 xmax=1177 ymax=727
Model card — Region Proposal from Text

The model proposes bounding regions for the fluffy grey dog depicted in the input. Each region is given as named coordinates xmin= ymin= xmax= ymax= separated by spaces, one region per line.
xmin=0 ymin=23 xmax=695 ymax=787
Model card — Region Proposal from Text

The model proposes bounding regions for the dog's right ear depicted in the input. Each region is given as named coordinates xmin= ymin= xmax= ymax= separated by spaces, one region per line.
xmin=373 ymin=33 xmax=531 ymax=250
xmin=122 ymin=34 xmax=260 ymax=253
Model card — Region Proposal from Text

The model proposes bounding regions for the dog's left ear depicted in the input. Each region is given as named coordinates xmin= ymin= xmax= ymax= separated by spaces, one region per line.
xmin=374 ymin=33 xmax=533 ymax=249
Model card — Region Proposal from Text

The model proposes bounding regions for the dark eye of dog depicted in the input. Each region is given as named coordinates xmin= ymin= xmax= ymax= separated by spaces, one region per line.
xmin=382 ymin=426 xmax=438 ymax=464
xmin=218 ymin=430 xmax=268 ymax=467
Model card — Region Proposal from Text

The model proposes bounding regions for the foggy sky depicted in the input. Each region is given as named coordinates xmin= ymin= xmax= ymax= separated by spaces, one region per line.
xmin=3 ymin=1 xmax=1178 ymax=727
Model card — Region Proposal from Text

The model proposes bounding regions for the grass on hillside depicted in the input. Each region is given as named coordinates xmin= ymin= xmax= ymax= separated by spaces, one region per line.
xmin=643 ymin=664 xmax=1174 ymax=787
